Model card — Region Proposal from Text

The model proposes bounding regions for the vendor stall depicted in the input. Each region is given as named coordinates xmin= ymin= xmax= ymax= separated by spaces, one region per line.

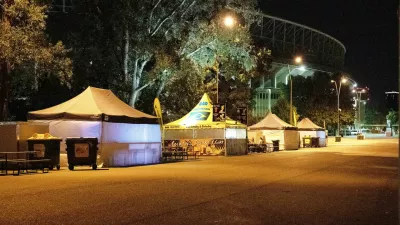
xmin=28 ymin=86 xmax=161 ymax=167
xmin=164 ymin=93 xmax=247 ymax=156
xmin=248 ymin=113 xmax=299 ymax=150
xmin=297 ymin=118 xmax=327 ymax=147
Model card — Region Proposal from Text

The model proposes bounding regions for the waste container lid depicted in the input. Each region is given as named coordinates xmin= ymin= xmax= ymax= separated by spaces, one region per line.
xmin=28 ymin=133 xmax=62 ymax=140
xmin=66 ymin=137 xmax=98 ymax=139
xmin=66 ymin=137 xmax=98 ymax=140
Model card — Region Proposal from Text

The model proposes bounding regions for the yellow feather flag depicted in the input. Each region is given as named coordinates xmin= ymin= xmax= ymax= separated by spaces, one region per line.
xmin=154 ymin=97 xmax=163 ymax=126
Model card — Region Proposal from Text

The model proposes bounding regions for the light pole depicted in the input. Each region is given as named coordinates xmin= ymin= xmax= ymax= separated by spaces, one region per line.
xmin=287 ymin=56 xmax=304 ymax=125
xmin=331 ymin=78 xmax=347 ymax=137
xmin=352 ymin=87 xmax=368 ymax=131
xmin=216 ymin=15 xmax=236 ymax=104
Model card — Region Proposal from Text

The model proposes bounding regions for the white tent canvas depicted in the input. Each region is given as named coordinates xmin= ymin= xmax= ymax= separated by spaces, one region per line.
xmin=297 ymin=118 xmax=327 ymax=147
xmin=28 ymin=87 xmax=161 ymax=167
xmin=248 ymin=113 xmax=299 ymax=150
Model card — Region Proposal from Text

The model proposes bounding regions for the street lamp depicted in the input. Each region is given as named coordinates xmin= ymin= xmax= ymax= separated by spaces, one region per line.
xmin=216 ymin=15 xmax=236 ymax=104
xmin=288 ymin=56 xmax=304 ymax=125
xmin=223 ymin=15 xmax=236 ymax=28
xmin=295 ymin=56 xmax=302 ymax=64
xmin=352 ymin=87 xmax=368 ymax=132
xmin=331 ymin=78 xmax=348 ymax=138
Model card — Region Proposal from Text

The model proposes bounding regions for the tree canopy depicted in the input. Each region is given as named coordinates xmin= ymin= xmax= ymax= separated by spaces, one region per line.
xmin=0 ymin=0 xmax=71 ymax=120
xmin=3 ymin=0 xmax=362 ymax=126
xmin=274 ymin=72 xmax=355 ymax=129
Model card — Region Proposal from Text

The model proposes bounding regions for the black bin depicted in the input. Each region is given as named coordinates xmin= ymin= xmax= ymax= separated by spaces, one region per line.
xmin=66 ymin=137 xmax=98 ymax=170
xmin=272 ymin=140 xmax=280 ymax=152
xmin=27 ymin=138 xmax=62 ymax=170
xmin=311 ymin=137 xmax=320 ymax=147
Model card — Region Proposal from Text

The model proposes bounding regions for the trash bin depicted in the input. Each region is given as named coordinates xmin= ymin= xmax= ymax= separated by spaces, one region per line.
xmin=272 ymin=140 xmax=280 ymax=151
xmin=65 ymin=137 xmax=98 ymax=170
xmin=311 ymin=137 xmax=320 ymax=147
xmin=335 ymin=136 xmax=341 ymax=142
xmin=357 ymin=134 xmax=365 ymax=140
xmin=302 ymin=136 xmax=312 ymax=148
xmin=27 ymin=133 xmax=62 ymax=170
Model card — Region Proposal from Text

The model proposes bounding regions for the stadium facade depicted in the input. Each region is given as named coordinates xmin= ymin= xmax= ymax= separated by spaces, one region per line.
xmin=249 ymin=12 xmax=346 ymax=117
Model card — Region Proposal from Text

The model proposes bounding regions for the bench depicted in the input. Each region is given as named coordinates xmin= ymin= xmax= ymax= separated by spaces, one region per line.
xmin=187 ymin=151 xmax=200 ymax=159
xmin=172 ymin=151 xmax=188 ymax=160
xmin=162 ymin=150 xmax=200 ymax=161
xmin=162 ymin=151 xmax=173 ymax=161
xmin=7 ymin=159 xmax=51 ymax=176
xmin=248 ymin=144 xmax=273 ymax=153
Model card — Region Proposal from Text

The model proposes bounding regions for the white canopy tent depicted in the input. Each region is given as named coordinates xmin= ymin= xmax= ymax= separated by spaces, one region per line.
xmin=248 ymin=113 xmax=299 ymax=150
xmin=28 ymin=87 xmax=161 ymax=167
xmin=297 ymin=118 xmax=327 ymax=147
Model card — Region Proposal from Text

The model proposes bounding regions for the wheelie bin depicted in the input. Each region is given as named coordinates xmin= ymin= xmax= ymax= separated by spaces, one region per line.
xmin=311 ymin=137 xmax=320 ymax=147
xmin=27 ymin=133 xmax=62 ymax=170
xmin=65 ymin=137 xmax=98 ymax=170
xmin=272 ymin=140 xmax=280 ymax=152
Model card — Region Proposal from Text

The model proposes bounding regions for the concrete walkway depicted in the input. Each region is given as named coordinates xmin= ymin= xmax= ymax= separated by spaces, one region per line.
xmin=0 ymin=138 xmax=397 ymax=225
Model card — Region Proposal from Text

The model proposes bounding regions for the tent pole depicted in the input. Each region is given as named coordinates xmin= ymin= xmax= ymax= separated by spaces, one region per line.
xmin=224 ymin=128 xmax=227 ymax=156
xmin=217 ymin=69 xmax=219 ymax=104
xmin=100 ymin=120 xmax=104 ymax=167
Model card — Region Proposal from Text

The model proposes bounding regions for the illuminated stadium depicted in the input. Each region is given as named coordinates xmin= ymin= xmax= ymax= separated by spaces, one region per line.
xmin=250 ymin=12 xmax=346 ymax=117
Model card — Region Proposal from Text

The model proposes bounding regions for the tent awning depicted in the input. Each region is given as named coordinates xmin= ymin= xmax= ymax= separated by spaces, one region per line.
xmin=164 ymin=93 xmax=246 ymax=129
xmin=248 ymin=112 xmax=297 ymax=130
xmin=297 ymin=118 xmax=325 ymax=131
xmin=28 ymin=87 xmax=158 ymax=124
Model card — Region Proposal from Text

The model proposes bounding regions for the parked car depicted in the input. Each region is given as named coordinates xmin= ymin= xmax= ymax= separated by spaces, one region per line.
xmin=350 ymin=130 xmax=358 ymax=135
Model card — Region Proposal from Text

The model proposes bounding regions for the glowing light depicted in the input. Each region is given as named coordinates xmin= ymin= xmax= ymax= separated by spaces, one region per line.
xmin=341 ymin=78 xmax=347 ymax=83
xmin=298 ymin=65 xmax=306 ymax=71
xmin=223 ymin=16 xmax=235 ymax=27
xmin=295 ymin=56 xmax=302 ymax=64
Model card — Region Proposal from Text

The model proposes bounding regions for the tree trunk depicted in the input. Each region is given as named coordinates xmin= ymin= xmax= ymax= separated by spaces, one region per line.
xmin=129 ymin=89 xmax=140 ymax=107
xmin=123 ymin=28 xmax=129 ymax=82
xmin=0 ymin=61 xmax=11 ymax=120
xmin=128 ymin=60 xmax=149 ymax=107
xmin=156 ymin=80 xmax=166 ymax=97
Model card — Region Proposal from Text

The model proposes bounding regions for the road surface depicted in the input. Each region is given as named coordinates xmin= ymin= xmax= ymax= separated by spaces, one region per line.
xmin=0 ymin=137 xmax=398 ymax=225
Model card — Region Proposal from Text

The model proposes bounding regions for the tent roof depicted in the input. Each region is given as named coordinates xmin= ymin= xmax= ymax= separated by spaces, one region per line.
xmin=164 ymin=93 xmax=246 ymax=129
xmin=249 ymin=112 xmax=296 ymax=130
xmin=297 ymin=118 xmax=324 ymax=131
xmin=28 ymin=87 xmax=158 ymax=124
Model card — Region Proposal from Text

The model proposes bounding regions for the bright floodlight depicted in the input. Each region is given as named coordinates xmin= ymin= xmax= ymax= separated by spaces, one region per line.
xmin=223 ymin=16 xmax=235 ymax=27
xmin=298 ymin=65 xmax=306 ymax=71
xmin=295 ymin=56 xmax=302 ymax=64
xmin=330 ymin=80 xmax=335 ymax=83
xmin=353 ymin=83 xmax=357 ymax=87
xmin=341 ymin=78 xmax=347 ymax=83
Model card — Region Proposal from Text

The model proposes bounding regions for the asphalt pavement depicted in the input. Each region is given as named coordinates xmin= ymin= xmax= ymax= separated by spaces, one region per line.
xmin=0 ymin=137 xmax=398 ymax=225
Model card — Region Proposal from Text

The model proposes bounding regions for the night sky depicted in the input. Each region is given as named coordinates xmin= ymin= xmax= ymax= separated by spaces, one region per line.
xmin=258 ymin=0 xmax=398 ymax=111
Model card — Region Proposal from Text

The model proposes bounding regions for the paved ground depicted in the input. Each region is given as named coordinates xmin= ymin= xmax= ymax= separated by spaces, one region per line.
xmin=0 ymin=137 xmax=398 ymax=225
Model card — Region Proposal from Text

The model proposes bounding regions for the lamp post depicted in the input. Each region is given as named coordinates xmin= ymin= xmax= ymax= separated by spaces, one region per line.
xmin=287 ymin=56 xmax=304 ymax=125
xmin=216 ymin=15 xmax=236 ymax=104
xmin=352 ymin=87 xmax=368 ymax=131
xmin=331 ymin=78 xmax=347 ymax=137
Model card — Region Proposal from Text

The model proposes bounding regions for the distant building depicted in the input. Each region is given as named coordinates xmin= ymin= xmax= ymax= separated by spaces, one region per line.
xmin=385 ymin=91 xmax=399 ymax=111
xmin=249 ymin=13 xmax=346 ymax=117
